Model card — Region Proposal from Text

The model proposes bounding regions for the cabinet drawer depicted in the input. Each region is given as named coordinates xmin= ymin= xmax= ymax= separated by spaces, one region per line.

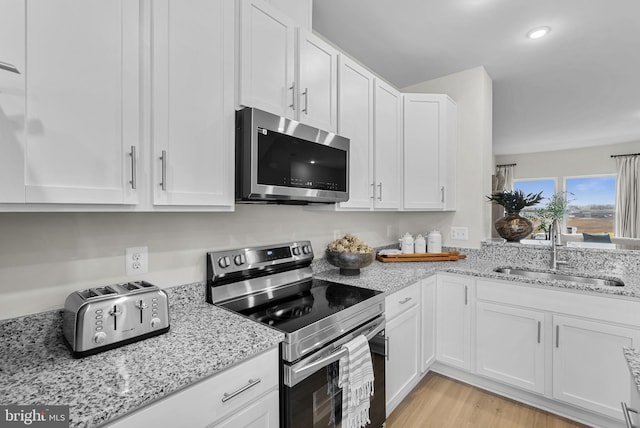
xmin=105 ymin=347 xmax=279 ymax=428
xmin=386 ymin=281 xmax=420 ymax=320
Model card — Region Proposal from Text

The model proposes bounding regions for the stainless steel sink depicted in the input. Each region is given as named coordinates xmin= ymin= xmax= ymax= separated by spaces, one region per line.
xmin=493 ymin=267 xmax=625 ymax=287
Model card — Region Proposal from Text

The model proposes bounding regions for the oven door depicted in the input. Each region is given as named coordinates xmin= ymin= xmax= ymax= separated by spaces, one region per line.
xmin=282 ymin=316 xmax=386 ymax=428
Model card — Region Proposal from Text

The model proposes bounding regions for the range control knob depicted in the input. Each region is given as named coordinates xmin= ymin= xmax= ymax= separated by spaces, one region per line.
xmin=93 ymin=331 xmax=107 ymax=345
xmin=302 ymin=245 xmax=311 ymax=255
xmin=233 ymin=254 xmax=245 ymax=266
xmin=218 ymin=256 xmax=231 ymax=268
xmin=292 ymin=247 xmax=301 ymax=256
xmin=150 ymin=317 xmax=162 ymax=329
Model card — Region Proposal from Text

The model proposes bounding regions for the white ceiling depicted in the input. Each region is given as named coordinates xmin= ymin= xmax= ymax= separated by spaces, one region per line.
xmin=312 ymin=0 xmax=640 ymax=155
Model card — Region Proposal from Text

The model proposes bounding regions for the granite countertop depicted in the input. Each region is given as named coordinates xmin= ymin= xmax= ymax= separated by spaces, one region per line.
xmin=313 ymin=249 xmax=640 ymax=299
xmin=0 ymin=284 xmax=284 ymax=428
xmin=3 ymin=243 xmax=640 ymax=428
xmin=624 ymin=347 xmax=640 ymax=395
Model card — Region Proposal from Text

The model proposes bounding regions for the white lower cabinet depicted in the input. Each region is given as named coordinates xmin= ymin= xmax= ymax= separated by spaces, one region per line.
xmin=476 ymin=301 xmax=545 ymax=394
xmin=104 ymin=348 xmax=279 ymax=428
xmin=553 ymin=315 xmax=640 ymax=420
xmin=436 ymin=275 xmax=472 ymax=370
xmin=421 ymin=276 xmax=436 ymax=372
xmin=473 ymin=277 xmax=640 ymax=424
xmin=385 ymin=281 xmax=421 ymax=416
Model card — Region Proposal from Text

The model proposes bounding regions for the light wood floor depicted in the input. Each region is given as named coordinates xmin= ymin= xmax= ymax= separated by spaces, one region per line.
xmin=386 ymin=373 xmax=587 ymax=428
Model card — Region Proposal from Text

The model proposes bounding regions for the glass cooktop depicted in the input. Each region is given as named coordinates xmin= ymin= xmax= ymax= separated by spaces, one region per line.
xmin=219 ymin=279 xmax=380 ymax=334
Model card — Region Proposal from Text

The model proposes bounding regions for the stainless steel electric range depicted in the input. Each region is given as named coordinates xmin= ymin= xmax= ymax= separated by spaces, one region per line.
xmin=207 ymin=241 xmax=386 ymax=428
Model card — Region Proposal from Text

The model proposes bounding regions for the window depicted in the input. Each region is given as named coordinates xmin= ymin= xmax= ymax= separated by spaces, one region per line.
xmin=565 ymin=175 xmax=616 ymax=235
xmin=513 ymin=178 xmax=556 ymax=214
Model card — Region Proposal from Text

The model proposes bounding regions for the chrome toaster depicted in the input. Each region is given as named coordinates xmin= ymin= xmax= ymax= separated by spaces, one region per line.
xmin=62 ymin=281 xmax=170 ymax=358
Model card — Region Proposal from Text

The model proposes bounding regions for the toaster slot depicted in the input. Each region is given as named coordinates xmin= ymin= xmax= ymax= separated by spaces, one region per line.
xmin=122 ymin=282 xmax=142 ymax=292
xmin=78 ymin=289 xmax=99 ymax=299
xmin=95 ymin=286 xmax=117 ymax=296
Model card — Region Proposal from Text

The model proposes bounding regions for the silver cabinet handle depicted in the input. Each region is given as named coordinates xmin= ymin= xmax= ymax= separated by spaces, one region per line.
xmin=221 ymin=378 xmax=261 ymax=403
xmin=556 ymin=325 xmax=559 ymax=348
xmin=399 ymin=297 xmax=412 ymax=305
xmin=537 ymin=321 xmax=541 ymax=344
xmin=377 ymin=182 xmax=383 ymax=201
xmin=289 ymin=82 xmax=296 ymax=110
xmin=129 ymin=146 xmax=137 ymax=190
xmin=302 ymin=88 xmax=309 ymax=114
xmin=622 ymin=401 xmax=638 ymax=428
xmin=464 ymin=285 xmax=468 ymax=305
xmin=385 ymin=336 xmax=390 ymax=361
xmin=441 ymin=186 xmax=445 ymax=203
xmin=160 ymin=150 xmax=167 ymax=191
xmin=370 ymin=183 xmax=375 ymax=199
xmin=0 ymin=61 xmax=20 ymax=74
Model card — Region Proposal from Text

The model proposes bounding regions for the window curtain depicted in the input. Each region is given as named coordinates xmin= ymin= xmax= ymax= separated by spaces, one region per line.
xmin=495 ymin=165 xmax=514 ymax=192
xmin=615 ymin=155 xmax=640 ymax=238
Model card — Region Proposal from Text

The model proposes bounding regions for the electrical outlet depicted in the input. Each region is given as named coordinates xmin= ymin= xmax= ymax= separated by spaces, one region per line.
xmin=450 ymin=227 xmax=469 ymax=240
xmin=126 ymin=246 xmax=148 ymax=275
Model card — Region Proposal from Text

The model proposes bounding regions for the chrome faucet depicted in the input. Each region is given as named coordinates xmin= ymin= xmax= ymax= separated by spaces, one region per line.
xmin=550 ymin=219 xmax=568 ymax=270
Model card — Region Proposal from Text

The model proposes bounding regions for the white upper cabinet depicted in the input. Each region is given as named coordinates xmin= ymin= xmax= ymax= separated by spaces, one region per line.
xmin=239 ymin=0 xmax=296 ymax=119
xmin=0 ymin=0 xmax=25 ymax=203
xmin=23 ymin=0 xmax=140 ymax=204
xmin=373 ymin=79 xmax=402 ymax=210
xmin=151 ymin=0 xmax=234 ymax=208
xmin=239 ymin=0 xmax=337 ymax=132
xmin=335 ymin=55 xmax=374 ymax=210
xmin=402 ymin=93 xmax=457 ymax=211
xmin=296 ymin=28 xmax=338 ymax=132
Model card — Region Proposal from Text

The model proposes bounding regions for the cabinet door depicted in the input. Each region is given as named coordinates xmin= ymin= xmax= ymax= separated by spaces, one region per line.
xmin=297 ymin=28 xmax=337 ymax=132
xmin=402 ymin=93 xmax=457 ymax=211
xmin=0 ymin=0 xmax=25 ymax=202
xmin=386 ymin=304 xmax=420 ymax=416
xmin=553 ymin=315 xmax=640 ymax=420
xmin=421 ymin=276 xmax=436 ymax=372
xmin=24 ymin=0 xmax=139 ymax=204
xmin=402 ymin=94 xmax=443 ymax=210
xmin=212 ymin=389 xmax=279 ymax=428
xmin=239 ymin=0 xmax=296 ymax=118
xmin=476 ymin=302 xmax=545 ymax=394
xmin=336 ymin=55 xmax=374 ymax=210
xmin=373 ymin=79 xmax=402 ymax=210
xmin=436 ymin=275 xmax=471 ymax=370
xmin=151 ymin=0 xmax=234 ymax=207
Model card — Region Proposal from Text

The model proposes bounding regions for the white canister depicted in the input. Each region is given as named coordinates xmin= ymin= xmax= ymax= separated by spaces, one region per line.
xmin=427 ymin=230 xmax=442 ymax=253
xmin=414 ymin=234 xmax=426 ymax=253
xmin=400 ymin=233 xmax=415 ymax=254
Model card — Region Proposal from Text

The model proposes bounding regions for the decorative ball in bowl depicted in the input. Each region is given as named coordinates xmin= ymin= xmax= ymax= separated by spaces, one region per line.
xmin=325 ymin=250 xmax=375 ymax=276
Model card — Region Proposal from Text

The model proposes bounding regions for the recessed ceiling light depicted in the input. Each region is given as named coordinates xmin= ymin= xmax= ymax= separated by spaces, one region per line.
xmin=527 ymin=26 xmax=551 ymax=39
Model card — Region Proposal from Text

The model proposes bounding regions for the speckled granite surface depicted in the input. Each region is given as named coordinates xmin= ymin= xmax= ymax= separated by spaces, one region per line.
xmin=314 ymin=243 xmax=640 ymax=299
xmin=624 ymin=347 xmax=640 ymax=394
xmin=0 ymin=283 xmax=283 ymax=428
xmin=3 ymin=241 xmax=640 ymax=428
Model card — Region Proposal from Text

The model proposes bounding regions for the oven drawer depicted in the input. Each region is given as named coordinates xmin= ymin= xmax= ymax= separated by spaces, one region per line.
xmin=386 ymin=282 xmax=420 ymax=320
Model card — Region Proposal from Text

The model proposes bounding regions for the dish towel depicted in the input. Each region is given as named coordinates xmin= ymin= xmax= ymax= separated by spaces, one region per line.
xmin=338 ymin=334 xmax=375 ymax=428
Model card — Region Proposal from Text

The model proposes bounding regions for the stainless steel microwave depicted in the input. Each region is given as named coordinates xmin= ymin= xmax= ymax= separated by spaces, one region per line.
xmin=235 ymin=107 xmax=350 ymax=204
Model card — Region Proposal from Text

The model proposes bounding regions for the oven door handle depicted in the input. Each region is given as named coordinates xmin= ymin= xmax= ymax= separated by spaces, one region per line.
xmin=285 ymin=317 xmax=385 ymax=387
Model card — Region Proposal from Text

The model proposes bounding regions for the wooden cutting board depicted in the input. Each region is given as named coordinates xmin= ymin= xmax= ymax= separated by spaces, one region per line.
xmin=376 ymin=251 xmax=466 ymax=262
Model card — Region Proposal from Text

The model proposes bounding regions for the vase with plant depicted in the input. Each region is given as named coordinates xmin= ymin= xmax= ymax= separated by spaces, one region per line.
xmin=525 ymin=191 xmax=572 ymax=239
xmin=486 ymin=190 xmax=544 ymax=241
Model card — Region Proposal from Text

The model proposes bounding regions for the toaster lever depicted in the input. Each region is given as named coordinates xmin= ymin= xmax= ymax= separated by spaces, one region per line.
xmin=109 ymin=305 xmax=122 ymax=330
xmin=136 ymin=299 xmax=148 ymax=323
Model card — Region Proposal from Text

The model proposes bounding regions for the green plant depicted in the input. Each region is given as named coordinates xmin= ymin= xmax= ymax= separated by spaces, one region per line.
xmin=525 ymin=191 xmax=573 ymax=238
xmin=486 ymin=190 xmax=544 ymax=213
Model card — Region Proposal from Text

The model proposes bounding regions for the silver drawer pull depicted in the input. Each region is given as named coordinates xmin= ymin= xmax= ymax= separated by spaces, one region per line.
xmin=399 ymin=297 xmax=412 ymax=305
xmin=622 ymin=401 xmax=638 ymax=428
xmin=221 ymin=378 xmax=261 ymax=403
xmin=0 ymin=61 xmax=20 ymax=74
